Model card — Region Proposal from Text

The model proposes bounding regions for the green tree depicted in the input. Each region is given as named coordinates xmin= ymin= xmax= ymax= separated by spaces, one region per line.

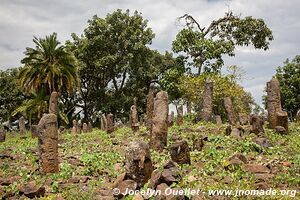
xmin=276 ymin=55 xmax=300 ymax=120
xmin=0 ymin=68 xmax=25 ymax=125
xmin=172 ymin=11 xmax=273 ymax=74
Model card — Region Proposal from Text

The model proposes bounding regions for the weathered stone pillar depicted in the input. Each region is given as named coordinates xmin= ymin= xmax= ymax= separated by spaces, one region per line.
xmin=88 ymin=122 xmax=93 ymax=132
xmin=201 ymin=81 xmax=213 ymax=121
xmin=266 ymin=78 xmax=282 ymax=128
xmin=0 ymin=129 xmax=5 ymax=142
xmin=146 ymin=88 xmax=155 ymax=130
xmin=49 ymin=91 xmax=59 ymax=115
xmin=100 ymin=114 xmax=107 ymax=131
xmin=38 ymin=113 xmax=59 ymax=174
xmin=106 ymin=113 xmax=114 ymax=133
xmin=19 ymin=116 xmax=26 ymax=136
xmin=31 ymin=125 xmax=38 ymax=138
xmin=130 ymin=105 xmax=139 ymax=133
xmin=239 ymin=113 xmax=250 ymax=125
xmin=82 ymin=123 xmax=88 ymax=133
xmin=224 ymin=97 xmax=236 ymax=125
xmin=77 ymin=120 xmax=82 ymax=134
xmin=296 ymin=110 xmax=300 ymax=123
xmin=168 ymin=111 xmax=174 ymax=127
xmin=176 ymin=105 xmax=183 ymax=126
xmin=71 ymin=120 xmax=77 ymax=134
xmin=250 ymin=115 xmax=264 ymax=134
xmin=150 ymin=91 xmax=169 ymax=152
xmin=169 ymin=140 xmax=191 ymax=165
xmin=125 ymin=141 xmax=153 ymax=188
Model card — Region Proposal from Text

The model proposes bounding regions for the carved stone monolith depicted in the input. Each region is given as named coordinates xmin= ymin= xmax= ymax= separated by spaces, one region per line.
xmin=224 ymin=97 xmax=236 ymax=125
xmin=201 ymin=81 xmax=213 ymax=121
xmin=146 ymin=88 xmax=155 ymax=130
xmin=0 ymin=129 xmax=5 ymax=142
xmin=82 ymin=123 xmax=88 ymax=133
xmin=130 ymin=105 xmax=139 ymax=133
xmin=266 ymin=78 xmax=282 ymax=129
xmin=49 ymin=91 xmax=59 ymax=115
xmin=106 ymin=113 xmax=114 ymax=133
xmin=100 ymin=114 xmax=107 ymax=131
xmin=150 ymin=91 xmax=169 ymax=152
xmin=176 ymin=105 xmax=183 ymax=126
xmin=250 ymin=115 xmax=264 ymax=134
xmin=19 ymin=116 xmax=26 ymax=136
xmin=38 ymin=113 xmax=59 ymax=174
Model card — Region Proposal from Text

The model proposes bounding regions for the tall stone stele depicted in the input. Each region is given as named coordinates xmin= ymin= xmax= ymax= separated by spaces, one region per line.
xmin=130 ymin=105 xmax=139 ymax=132
xmin=100 ymin=114 xmax=107 ymax=131
xmin=224 ymin=97 xmax=236 ymax=125
xmin=49 ymin=91 xmax=59 ymax=115
xmin=146 ymin=87 xmax=155 ymax=130
xmin=176 ymin=105 xmax=183 ymax=126
xmin=200 ymin=80 xmax=213 ymax=122
xmin=125 ymin=141 xmax=153 ymax=188
xmin=266 ymin=77 xmax=289 ymax=132
xmin=38 ymin=113 xmax=59 ymax=173
xmin=149 ymin=91 xmax=169 ymax=152
xmin=19 ymin=116 xmax=26 ymax=137
xmin=106 ymin=113 xmax=114 ymax=133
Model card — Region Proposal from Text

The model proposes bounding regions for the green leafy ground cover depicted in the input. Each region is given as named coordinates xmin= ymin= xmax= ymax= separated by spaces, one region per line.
xmin=0 ymin=121 xmax=300 ymax=199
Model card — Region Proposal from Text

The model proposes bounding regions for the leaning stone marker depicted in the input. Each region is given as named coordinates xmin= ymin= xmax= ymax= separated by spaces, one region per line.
xmin=125 ymin=141 xmax=153 ymax=188
xmin=130 ymin=105 xmax=139 ymax=133
xmin=150 ymin=91 xmax=169 ymax=152
xmin=224 ymin=97 xmax=236 ymax=125
xmin=176 ymin=105 xmax=183 ymax=126
xmin=49 ymin=91 xmax=59 ymax=115
xmin=201 ymin=80 xmax=213 ymax=121
xmin=169 ymin=140 xmax=191 ymax=165
xmin=106 ymin=113 xmax=114 ymax=133
xmin=266 ymin=78 xmax=282 ymax=128
xmin=31 ymin=125 xmax=38 ymax=138
xmin=38 ymin=113 xmax=59 ymax=174
xmin=19 ymin=116 xmax=26 ymax=136
xmin=0 ymin=129 xmax=5 ymax=142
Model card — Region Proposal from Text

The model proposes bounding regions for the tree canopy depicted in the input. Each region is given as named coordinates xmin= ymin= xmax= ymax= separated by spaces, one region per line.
xmin=172 ymin=11 xmax=273 ymax=74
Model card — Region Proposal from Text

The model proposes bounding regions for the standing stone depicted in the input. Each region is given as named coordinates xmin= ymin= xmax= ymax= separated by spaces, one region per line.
xmin=49 ymin=91 xmax=59 ymax=115
xmin=266 ymin=78 xmax=282 ymax=129
xmin=168 ymin=111 xmax=175 ymax=127
xmin=215 ymin=115 xmax=222 ymax=125
xmin=100 ymin=114 xmax=107 ymax=131
xmin=296 ymin=110 xmax=300 ymax=123
xmin=19 ymin=116 xmax=26 ymax=136
xmin=224 ymin=97 xmax=236 ymax=125
xmin=201 ymin=81 xmax=213 ymax=121
xmin=239 ymin=113 xmax=250 ymax=125
xmin=82 ymin=123 xmax=88 ymax=133
xmin=176 ymin=105 xmax=183 ymax=126
xmin=31 ymin=125 xmax=38 ymax=138
xmin=106 ymin=113 xmax=114 ymax=133
xmin=169 ymin=140 xmax=191 ymax=165
xmin=130 ymin=105 xmax=139 ymax=133
xmin=146 ymin=88 xmax=155 ymax=130
xmin=71 ymin=120 xmax=78 ymax=134
xmin=187 ymin=101 xmax=192 ymax=114
xmin=88 ymin=122 xmax=93 ymax=132
xmin=0 ymin=129 xmax=5 ymax=142
xmin=250 ymin=115 xmax=264 ymax=134
xmin=37 ymin=113 xmax=59 ymax=174
xmin=276 ymin=110 xmax=289 ymax=133
xmin=77 ymin=120 xmax=82 ymax=134
xmin=150 ymin=91 xmax=169 ymax=152
xmin=125 ymin=141 xmax=153 ymax=188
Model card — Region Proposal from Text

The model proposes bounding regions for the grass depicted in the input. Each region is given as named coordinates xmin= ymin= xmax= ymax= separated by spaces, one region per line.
xmin=1 ymin=122 xmax=300 ymax=199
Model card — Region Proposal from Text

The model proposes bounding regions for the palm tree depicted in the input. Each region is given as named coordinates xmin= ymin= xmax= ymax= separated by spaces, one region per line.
xmin=15 ymin=33 xmax=78 ymax=124
xmin=19 ymin=33 xmax=78 ymax=95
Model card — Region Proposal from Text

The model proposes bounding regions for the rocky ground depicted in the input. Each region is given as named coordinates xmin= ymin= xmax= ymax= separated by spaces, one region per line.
xmin=0 ymin=119 xmax=300 ymax=199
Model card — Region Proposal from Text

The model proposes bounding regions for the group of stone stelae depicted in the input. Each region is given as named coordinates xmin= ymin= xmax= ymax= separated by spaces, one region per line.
xmin=0 ymin=76 xmax=299 ymax=199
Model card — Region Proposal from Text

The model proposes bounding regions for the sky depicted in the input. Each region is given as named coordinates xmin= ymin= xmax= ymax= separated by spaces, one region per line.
xmin=1 ymin=0 xmax=300 ymax=106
